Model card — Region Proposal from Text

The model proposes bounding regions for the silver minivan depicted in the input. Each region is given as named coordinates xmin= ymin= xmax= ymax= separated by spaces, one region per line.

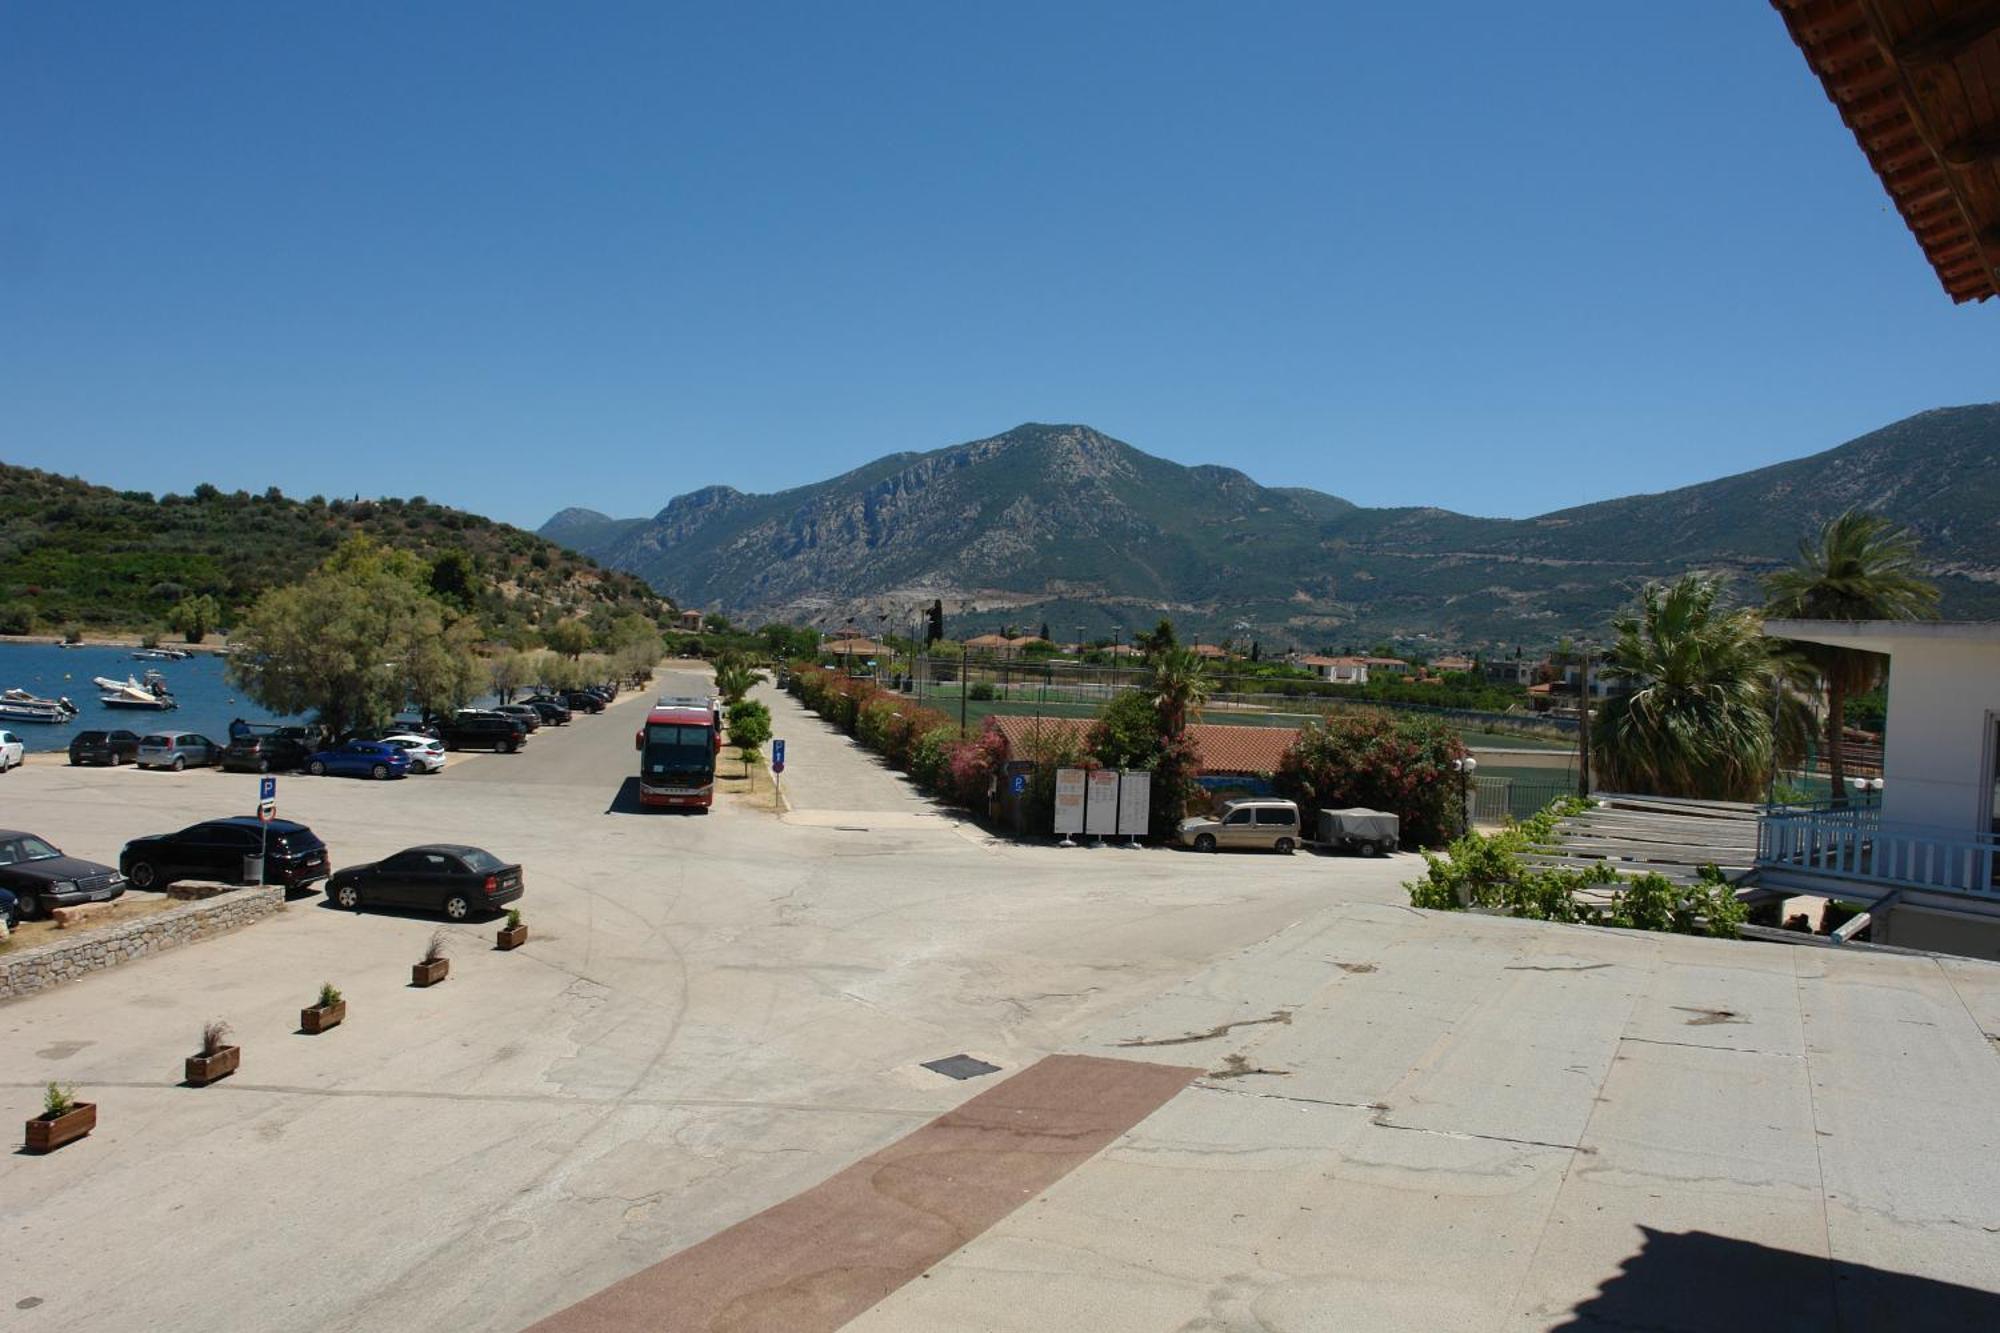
xmin=136 ymin=731 xmax=222 ymax=771
xmin=1177 ymin=798 xmax=1302 ymax=853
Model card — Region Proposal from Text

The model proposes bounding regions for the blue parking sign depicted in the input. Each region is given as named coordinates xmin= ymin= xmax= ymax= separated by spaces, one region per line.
xmin=259 ymin=776 xmax=276 ymax=802
xmin=772 ymin=739 xmax=786 ymax=774
xmin=1010 ymin=773 xmax=1027 ymax=795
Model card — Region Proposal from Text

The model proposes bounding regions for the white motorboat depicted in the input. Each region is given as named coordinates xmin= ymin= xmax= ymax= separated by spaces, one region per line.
xmin=94 ymin=672 xmax=178 ymax=711
xmin=0 ymin=688 xmax=80 ymax=724
xmin=131 ymin=648 xmax=191 ymax=661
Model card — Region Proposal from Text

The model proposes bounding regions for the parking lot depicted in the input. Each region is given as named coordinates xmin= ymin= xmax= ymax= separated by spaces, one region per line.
xmin=0 ymin=670 xmax=1406 ymax=1331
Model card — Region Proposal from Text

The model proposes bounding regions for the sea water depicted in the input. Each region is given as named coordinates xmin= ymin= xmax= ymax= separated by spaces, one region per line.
xmin=0 ymin=643 xmax=298 ymax=752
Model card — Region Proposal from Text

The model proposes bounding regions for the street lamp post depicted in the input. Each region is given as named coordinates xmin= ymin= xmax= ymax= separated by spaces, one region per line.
xmin=1451 ymin=755 xmax=1479 ymax=835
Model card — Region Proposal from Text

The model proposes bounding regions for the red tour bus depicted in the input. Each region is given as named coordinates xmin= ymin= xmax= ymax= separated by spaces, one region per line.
xmin=635 ymin=696 xmax=722 ymax=809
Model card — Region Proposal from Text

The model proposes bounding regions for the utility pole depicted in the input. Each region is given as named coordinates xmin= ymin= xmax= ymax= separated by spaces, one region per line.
xmin=1575 ymin=643 xmax=1593 ymax=799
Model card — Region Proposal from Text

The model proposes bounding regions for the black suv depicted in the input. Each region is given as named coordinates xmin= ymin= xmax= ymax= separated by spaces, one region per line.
xmin=69 ymin=729 xmax=142 ymax=766
xmin=221 ymin=726 xmax=321 ymax=773
xmin=121 ymin=817 xmax=330 ymax=892
xmin=0 ymin=829 xmax=127 ymax=920
xmin=562 ymin=689 xmax=606 ymax=714
xmin=439 ymin=711 xmax=528 ymax=753
xmin=492 ymin=704 xmax=543 ymax=733
xmin=519 ymin=695 xmax=572 ymax=725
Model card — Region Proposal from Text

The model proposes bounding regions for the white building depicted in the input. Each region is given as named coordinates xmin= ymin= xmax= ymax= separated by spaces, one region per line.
xmin=1298 ymin=655 xmax=1368 ymax=685
xmin=1756 ymin=620 xmax=2000 ymax=959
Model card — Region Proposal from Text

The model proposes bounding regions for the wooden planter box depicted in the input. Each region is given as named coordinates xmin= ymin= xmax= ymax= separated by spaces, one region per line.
xmin=496 ymin=923 xmax=528 ymax=951
xmin=301 ymin=1000 xmax=346 ymax=1034
xmin=412 ymin=958 xmax=450 ymax=987
xmin=25 ymin=1103 xmax=96 ymax=1153
xmin=185 ymin=1045 xmax=240 ymax=1086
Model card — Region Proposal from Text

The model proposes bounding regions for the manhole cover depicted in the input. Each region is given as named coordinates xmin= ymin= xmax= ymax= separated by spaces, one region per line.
xmin=922 ymin=1054 xmax=1001 ymax=1081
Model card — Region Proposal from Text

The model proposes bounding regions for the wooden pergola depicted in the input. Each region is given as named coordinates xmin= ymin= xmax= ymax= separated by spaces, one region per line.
xmin=1773 ymin=0 xmax=2000 ymax=302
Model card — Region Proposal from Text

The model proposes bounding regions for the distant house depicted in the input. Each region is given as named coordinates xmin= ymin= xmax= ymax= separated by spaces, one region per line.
xmin=1299 ymin=655 xmax=1369 ymax=685
xmin=821 ymin=637 xmax=886 ymax=658
xmin=1483 ymin=657 xmax=1536 ymax=687
xmin=1007 ymin=636 xmax=1051 ymax=652
xmin=986 ymin=715 xmax=1296 ymax=785
xmin=677 ymin=610 xmax=703 ymax=632
xmin=1189 ymin=643 xmax=1229 ymax=660
xmin=1362 ymin=656 xmax=1411 ymax=677
xmin=1430 ymin=655 xmax=1477 ymax=675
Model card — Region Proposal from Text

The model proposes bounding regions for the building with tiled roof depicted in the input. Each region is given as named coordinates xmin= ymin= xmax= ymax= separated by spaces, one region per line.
xmin=985 ymin=715 xmax=1296 ymax=778
xmin=1299 ymin=655 xmax=1368 ymax=685
xmin=962 ymin=633 xmax=1013 ymax=650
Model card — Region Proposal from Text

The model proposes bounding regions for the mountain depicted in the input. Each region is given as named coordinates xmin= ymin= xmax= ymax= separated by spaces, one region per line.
xmin=0 ymin=465 xmax=669 ymax=636
xmin=544 ymin=408 xmax=2000 ymax=647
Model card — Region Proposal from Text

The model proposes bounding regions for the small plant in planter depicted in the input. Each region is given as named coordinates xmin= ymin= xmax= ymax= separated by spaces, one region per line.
xmin=25 ymin=1081 xmax=96 ymax=1153
xmin=412 ymin=930 xmax=450 ymax=987
xmin=496 ymin=907 xmax=527 ymax=951
xmin=185 ymin=1019 xmax=240 ymax=1086
xmin=301 ymin=981 xmax=346 ymax=1034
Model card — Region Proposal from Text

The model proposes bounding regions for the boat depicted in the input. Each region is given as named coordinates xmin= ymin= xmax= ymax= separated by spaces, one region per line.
xmin=0 ymin=688 xmax=80 ymax=724
xmin=94 ymin=671 xmax=178 ymax=711
xmin=132 ymin=648 xmax=192 ymax=661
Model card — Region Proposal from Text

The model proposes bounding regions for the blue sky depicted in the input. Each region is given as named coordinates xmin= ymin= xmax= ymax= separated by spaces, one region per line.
xmin=3 ymin=2 xmax=1995 ymax=529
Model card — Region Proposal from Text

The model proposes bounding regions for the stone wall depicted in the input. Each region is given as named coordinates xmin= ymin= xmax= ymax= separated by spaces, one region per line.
xmin=0 ymin=887 xmax=284 ymax=1002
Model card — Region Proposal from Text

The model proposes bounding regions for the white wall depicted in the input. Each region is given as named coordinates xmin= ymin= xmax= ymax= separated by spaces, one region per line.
xmin=1880 ymin=639 xmax=2000 ymax=835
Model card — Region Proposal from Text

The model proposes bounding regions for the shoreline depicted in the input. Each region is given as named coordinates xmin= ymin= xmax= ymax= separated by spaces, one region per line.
xmin=0 ymin=633 xmax=230 ymax=655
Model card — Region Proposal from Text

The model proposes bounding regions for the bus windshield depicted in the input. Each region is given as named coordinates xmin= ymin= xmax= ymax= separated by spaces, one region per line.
xmin=643 ymin=722 xmax=714 ymax=773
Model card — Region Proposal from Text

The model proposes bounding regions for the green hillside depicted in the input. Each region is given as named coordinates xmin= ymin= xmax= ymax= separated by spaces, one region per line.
xmin=0 ymin=465 xmax=670 ymax=639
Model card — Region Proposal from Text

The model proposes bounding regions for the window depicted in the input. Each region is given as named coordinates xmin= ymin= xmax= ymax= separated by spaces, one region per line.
xmin=1255 ymin=807 xmax=1295 ymax=826
xmin=459 ymin=848 xmax=504 ymax=873
xmin=1224 ymin=809 xmax=1253 ymax=826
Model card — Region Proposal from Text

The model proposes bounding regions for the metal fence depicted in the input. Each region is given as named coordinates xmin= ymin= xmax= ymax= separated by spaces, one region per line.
xmin=1472 ymin=774 xmax=1574 ymax=824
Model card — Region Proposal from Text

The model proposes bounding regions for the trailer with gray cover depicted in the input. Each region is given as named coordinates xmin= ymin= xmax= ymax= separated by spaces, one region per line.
xmin=1312 ymin=807 xmax=1399 ymax=857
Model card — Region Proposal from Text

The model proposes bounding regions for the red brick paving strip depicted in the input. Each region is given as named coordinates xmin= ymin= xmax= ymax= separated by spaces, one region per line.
xmin=529 ymin=1054 xmax=1201 ymax=1333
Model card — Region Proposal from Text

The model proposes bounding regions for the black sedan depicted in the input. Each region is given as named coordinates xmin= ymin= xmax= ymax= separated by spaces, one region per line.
xmin=327 ymin=844 xmax=523 ymax=921
xmin=69 ymin=729 xmax=142 ymax=766
xmin=120 ymin=817 xmax=330 ymax=892
xmin=0 ymin=829 xmax=127 ymax=920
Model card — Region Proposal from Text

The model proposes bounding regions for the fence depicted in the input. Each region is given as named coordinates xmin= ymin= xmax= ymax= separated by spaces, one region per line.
xmin=1472 ymin=774 xmax=1575 ymax=824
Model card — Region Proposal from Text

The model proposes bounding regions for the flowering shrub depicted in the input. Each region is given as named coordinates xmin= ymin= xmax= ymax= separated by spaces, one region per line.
xmin=789 ymin=666 xmax=968 ymax=804
xmin=941 ymin=728 xmax=1006 ymax=809
xmin=1273 ymin=710 xmax=1467 ymax=848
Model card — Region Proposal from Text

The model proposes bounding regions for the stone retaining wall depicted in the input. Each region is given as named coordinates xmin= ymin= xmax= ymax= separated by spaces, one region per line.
xmin=0 ymin=887 xmax=284 ymax=1002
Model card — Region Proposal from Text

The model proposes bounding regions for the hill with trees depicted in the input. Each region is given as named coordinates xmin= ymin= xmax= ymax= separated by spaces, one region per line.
xmin=0 ymin=464 xmax=669 ymax=641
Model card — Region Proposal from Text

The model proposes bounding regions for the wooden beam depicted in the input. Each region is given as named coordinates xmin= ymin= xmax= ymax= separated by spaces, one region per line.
xmin=1943 ymin=124 xmax=2000 ymax=168
xmin=1891 ymin=1 xmax=2000 ymax=68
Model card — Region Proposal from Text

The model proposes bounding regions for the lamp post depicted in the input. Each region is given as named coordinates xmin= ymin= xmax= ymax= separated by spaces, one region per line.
xmin=1451 ymin=755 xmax=1479 ymax=835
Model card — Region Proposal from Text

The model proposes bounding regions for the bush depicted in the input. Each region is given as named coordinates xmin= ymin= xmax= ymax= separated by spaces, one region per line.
xmin=1275 ymin=709 xmax=1467 ymax=848
xmin=0 ymin=602 xmax=33 ymax=635
xmin=61 ymin=623 xmax=84 ymax=644
xmin=968 ymin=681 xmax=996 ymax=702
xmin=1404 ymin=798 xmax=1745 ymax=939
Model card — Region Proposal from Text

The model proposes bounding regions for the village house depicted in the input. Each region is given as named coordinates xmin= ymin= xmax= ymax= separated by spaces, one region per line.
xmin=1298 ymin=654 xmax=1369 ymax=685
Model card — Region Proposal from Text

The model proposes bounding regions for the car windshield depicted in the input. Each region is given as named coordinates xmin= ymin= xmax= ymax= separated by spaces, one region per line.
xmin=644 ymin=722 xmax=712 ymax=772
xmin=459 ymin=848 xmax=504 ymax=872
xmin=0 ymin=836 xmax=61 ymax=864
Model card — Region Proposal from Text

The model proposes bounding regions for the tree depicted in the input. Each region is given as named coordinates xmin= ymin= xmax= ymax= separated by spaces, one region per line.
xmin=1591 ymin=575 xmax=1781 ymax=801
xmin=1088 ymin=689 xmax=1165 ymax=771
xmin=1134 ymin=617 xmax=1177 ymax=655
xmin=714 ymin=654 xmax=757 ymax=706
xmin=1764 ymin=510 xmax=1939 ymax=801
xmin=227 ymin=544 xmax=483 ymax=738
xmin=543 ymin=618 xmax=594 ymax=659
xmin=428 ymin=549 xmax=478 ymax=609
xmin=1147 ymin=646 xmax=1211 ymax=739
xmin=168 ymin=593 xmax=221 ymax=644
xmin=489 ymin=651 xmax=533 ymax=705
xmin=926 ymin=599 xmax=945 ymax=644
xmin=727 ymin=698 xmax=772 ymax=769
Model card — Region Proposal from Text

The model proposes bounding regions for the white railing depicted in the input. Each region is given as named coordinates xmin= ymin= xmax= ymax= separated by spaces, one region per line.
xmin=1757 ymin=805 xmax=2000 ymax=900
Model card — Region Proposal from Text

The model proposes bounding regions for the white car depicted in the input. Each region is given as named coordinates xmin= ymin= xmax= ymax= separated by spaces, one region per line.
xmin=0 ymin=730 xmax=23 ymax=773
xmin=379 ymin=734 xmax=447 ymax=773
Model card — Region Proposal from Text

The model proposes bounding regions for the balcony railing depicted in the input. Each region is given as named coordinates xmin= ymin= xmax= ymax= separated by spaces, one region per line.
xmin=1756 ymin=804 xmax=2000 ymax=900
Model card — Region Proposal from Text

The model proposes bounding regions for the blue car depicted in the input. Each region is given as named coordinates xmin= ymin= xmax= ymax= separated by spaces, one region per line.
xmin=305 ymin=740 xmax=411 ymax=781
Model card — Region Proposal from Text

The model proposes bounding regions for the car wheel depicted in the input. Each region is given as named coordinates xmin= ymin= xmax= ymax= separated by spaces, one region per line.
xmin=334 ymin=882 xmax=362 ymax=910
xmin=442 ymin=894 xmax=472 ymax=921
xmin=15 ymin=890 xmax=41 ymax=921
xmin=129 ymin=861 xmax=160 ymax=890
xmin=370 ymin=764 xmax=389 ymax=780
xmin=171 ymin=755 xmax=186 ymax=771
xmin=500 ymin=740 xmax=517 ymax=754
xmin=1194 ymin=833 xmax=1217 ymax=853
xmin=69 ymin=755 xmax=81 ymax=766
xmin=309 ymin=760 xmax=327 ymax=776
xmin=1275 ymin=837 xmax=1296 ymax=855
xmin=1359 ymin=841 xmax=1381 ymax=858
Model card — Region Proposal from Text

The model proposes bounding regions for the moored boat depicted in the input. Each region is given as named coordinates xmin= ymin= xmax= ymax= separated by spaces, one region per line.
xmin=94 ymin=671 xmax=178 ymax=710
xmin=0 ymin=688 xmax=80 ymax=724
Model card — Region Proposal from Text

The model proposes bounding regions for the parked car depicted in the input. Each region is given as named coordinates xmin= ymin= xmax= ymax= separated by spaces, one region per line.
xmin=0 ymin=729 xmax=23 ymax=773
xmin=491 ymin=703 xmax=543 ymax=733
xmin=0 ymin=829 xmax=127 ymax=920
xmin=326 ymin=843 xmax=524 ymax=920
xmin=378 ymin=733 xmax=447 ymax=773
xmin=518 ymin=696 xmax=572 ymax=725
xmin=1177 ymin=798 xmax=1302 ymax=854
xmin=121 ymin=816 xmax=330 ymax=892
xmin=221 ymin=728 xmax=319 ymax=774
xmin=438 ymin=710 xmax=528 ymax=753
xmin=136 ymin=731 xmax=223 ymax=771
xmin=386 ymin=715 xmax=441 ymax=739
xmin=306 ymin=739 xmax=411 ymax=780
xmin=68 ymin=728 xmax=142 ymax=766
xmin=562 ymin=690 xmax=606 ymax=714
xmin=0 ymin=885 xmax=16 ymax=930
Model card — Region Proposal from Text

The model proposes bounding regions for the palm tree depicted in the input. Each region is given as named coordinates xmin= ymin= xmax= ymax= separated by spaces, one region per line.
xmin=712 ymin=655 xmax=756 ymax=707
xmin=1764 ymin=510 xmax=1938 ymax=802
xmin=1591 ymin=575 xmax=1781 ymax=801
xmin=1147 ymin=646 xmax=1211 ymax=739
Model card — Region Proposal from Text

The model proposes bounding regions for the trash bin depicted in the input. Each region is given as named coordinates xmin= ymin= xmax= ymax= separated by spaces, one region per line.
xmin=241 ymin=855 xmax=265 ymax=886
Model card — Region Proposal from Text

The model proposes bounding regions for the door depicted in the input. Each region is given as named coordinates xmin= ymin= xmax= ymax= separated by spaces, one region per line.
xmin=371 ymin=851 xmax=427 ymax=906
xmin=1255 ymin=806 xmax=1297 ymax=847
xmin=1219 ymin=807 xmax=1256 ymax=849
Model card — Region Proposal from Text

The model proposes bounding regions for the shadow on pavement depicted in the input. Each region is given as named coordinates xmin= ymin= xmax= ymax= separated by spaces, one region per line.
xmin=1556 ymin=1227 xmax=2000 ymax=1331
xmin=603 ymin=776 xmax=704 ymax=816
